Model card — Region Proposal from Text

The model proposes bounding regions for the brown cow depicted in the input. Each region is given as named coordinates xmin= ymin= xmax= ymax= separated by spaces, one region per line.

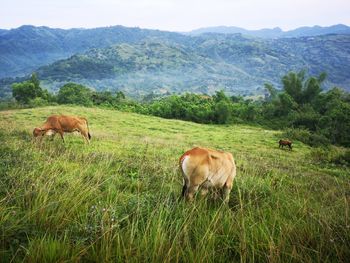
xmin=279 ymin=139 xmax=292 ymax=150
xmin=179 ymin=147 xmax=236 ymax=202
xmin=33 ymin=115 xmax=91 ymax=143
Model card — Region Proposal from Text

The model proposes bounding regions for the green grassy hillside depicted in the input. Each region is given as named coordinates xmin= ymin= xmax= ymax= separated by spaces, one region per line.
xmin=0 ymin=106 xmax=349 ymax=262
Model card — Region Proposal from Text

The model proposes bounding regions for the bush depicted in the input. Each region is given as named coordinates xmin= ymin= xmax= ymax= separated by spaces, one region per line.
xmin=282 ymin=128 xmax=330 ymax=147
xmin=310 ymin=147 xmax=350 ymax=166
xmin=28 ymin=97 xmax=51 ymax=107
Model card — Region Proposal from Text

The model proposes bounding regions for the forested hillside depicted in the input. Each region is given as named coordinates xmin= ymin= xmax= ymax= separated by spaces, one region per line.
xmin=35 ymin=34 xmax=350 ymax=97
xmin=1 ymin=25 xmax=349 ymax=99
xmin=0 ymin=25 xmax=188 ymax=78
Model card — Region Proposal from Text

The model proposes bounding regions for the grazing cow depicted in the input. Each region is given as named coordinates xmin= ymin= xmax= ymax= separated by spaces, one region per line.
xmin=279 ymin=139 xmax=292 ymax=150
xmin=33 ymin=115 xmax=91 ymax=143
xmin=179 ymin=147 xmax=236 ymax=202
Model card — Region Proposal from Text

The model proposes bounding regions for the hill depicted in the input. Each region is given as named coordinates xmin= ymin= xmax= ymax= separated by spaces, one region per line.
xmin=30 ymin=34 xmax=350 ymax=98
xmin=36 ymin=41 xmax=262 ymax=97
xmin=0 ymin=105 xmax=349 ymax=262
xmin=0 ymin=25 xmax=189 ymax=79
xmin=189 ymin=24 xmax=350 ymax=38
xmin=1 ymin=25 xmax=350 ymax=99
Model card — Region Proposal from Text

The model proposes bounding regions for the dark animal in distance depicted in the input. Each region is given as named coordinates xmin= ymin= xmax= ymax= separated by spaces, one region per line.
xmin=179 ymin=147 xmax=236 ymax=202
xmin=279 ymin=139 xmax=292 ymax=150
xmin=33 ymin=115 xmax=91 ymax=143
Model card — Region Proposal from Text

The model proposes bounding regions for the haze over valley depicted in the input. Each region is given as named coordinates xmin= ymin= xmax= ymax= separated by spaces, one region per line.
xmin=1 ymin=24 xmax=349 ymax=99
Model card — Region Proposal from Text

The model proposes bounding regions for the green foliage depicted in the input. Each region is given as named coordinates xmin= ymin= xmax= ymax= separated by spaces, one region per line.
xmin=282 ymin=70 xmax=325 ymax=105
xmin=57 ymin=83 xmax=93 ymax=106
xmin=262 ymin=72 xmax=349 ymax=147
xmin=310 ymin=147 xmax=350 ymax=166
xmin=28 ymin=97 xmax=49 ymax=107
xmin=11 ymin=73 xmax=48 ymax=104
xmin=281 ymin=128 xmax=330 ymax=147
xmin=6 ymin=70 xmax=350 ymax=147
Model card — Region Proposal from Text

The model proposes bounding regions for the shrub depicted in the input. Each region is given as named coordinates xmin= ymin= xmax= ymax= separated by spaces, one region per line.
xmin=310 ymin=147 xmax=350 ymax=166
xmin=28 ymin=97 xmax=51 ymax=107
xmin=281 ymin=128 xmax=330 ymax=147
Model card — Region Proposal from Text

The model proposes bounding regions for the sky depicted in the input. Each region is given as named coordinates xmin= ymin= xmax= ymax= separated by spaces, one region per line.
xmin=1 ymin=0 xmax=350 ymax=31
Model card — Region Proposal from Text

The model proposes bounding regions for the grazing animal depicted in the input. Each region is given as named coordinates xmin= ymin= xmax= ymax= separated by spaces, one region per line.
xmin=279 ymin=139 xmax=292 ymax=150
xmin=179 ymin=147 xmax=236 ymax=202
xmin=33 ymin=115 xmax=91 ymax=143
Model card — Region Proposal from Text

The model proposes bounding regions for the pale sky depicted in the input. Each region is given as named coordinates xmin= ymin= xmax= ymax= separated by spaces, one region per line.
xmin=1 ymin=0 xmax=349 ymax=31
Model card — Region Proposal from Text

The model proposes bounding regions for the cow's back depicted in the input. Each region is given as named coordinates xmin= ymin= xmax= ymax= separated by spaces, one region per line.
xmin=181 ymin=147 xmax=235 ymax=188
xmin=57 ymin=115 xmax=84 ymax=131
xmin=206 ymin=149 xmax=235 ymax=186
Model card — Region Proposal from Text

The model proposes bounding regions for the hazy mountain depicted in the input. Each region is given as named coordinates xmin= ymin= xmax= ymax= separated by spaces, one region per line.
xmin=188 ymin=26 xmax=284 ymax=38
xmin=284 ymin=24 xmax=350 ymax=37
xmin=24 ymin=34 xmax=349 ymax=98
xmin=189 ymin=24 xmax=350 ymax=38
xmin=0 ymin=25 xmax=189 ymax=78
xmin=1 ymin=24 xmax=350 ymax=80
xmin=35 ymin=41 xmax=263 ymax=97
xmin=0 ymin=25 xmax=349 ymax=99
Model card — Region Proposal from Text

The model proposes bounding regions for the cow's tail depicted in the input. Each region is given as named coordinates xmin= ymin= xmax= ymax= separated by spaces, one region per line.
xmin=82 ymin=118 xmax=91 ymax=140
xmin=179 ymin=154 xmax=189 ymax=198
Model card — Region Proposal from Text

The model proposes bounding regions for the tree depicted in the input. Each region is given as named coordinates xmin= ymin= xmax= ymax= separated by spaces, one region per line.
xmin=282 ymin=70 xmax=305 ymax=104
xmin=213 ymin=90 xmax=230 ymax=103
xmin=57 ymin=83 xmax=93 ymax=106
xmin=264 ymin=83 xmax=277 ymax=101
xmin=282 ymin=70 xmax=325 ymax=105
xmin=116 ymin=91 xmax=126 ymax=100
xmin=12 ymin=73 xmax=44 ymax=104
xmin=214 ymin=100 xmax=231 ymax=124
xmin=30 ymin=73 xmax=40 ymax=90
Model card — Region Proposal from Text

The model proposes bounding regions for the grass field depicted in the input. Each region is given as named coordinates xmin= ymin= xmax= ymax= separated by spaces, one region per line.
xmin=0 ymin=106 xmax=349 ymax=262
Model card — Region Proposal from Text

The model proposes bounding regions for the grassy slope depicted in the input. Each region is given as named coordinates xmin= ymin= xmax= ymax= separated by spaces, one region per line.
xmin=0 ymin=106 xmax=349 ymax=262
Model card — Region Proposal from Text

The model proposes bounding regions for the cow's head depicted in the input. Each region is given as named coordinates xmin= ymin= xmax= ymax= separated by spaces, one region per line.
xmin=33 ymin=128 xmax=45 ymax=137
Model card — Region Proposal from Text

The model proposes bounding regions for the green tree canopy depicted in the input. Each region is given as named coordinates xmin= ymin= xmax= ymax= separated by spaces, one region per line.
xmin=12 ymin=73 xmax=44 ymax=104
xmin=57 ymin=83 xmax=93 ymax=106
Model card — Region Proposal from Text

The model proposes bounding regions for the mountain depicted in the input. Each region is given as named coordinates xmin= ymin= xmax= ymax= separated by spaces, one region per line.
xmin=188 ymin=26 xmax=284 ymax=38
xmin=36 ymin=41 xmax=262 ymax=97
xmin=1 ymin=24 xmax=350 ymax=80
xmin=189 ymin=24 xmax=350 ymax=38
xmin=28 ymin=34 xmax=350 ymax=98
xmin=284 ymin=24 xmax=350 ymax=37
xmin=0 ymin=25 xmax=349 ymax=99
xmin=0 ymin=25 xmax=189 ymax=78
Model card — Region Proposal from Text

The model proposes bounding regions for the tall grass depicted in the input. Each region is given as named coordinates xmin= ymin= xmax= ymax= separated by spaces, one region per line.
xmin=0 ymin=106 xmax=349 ymax=262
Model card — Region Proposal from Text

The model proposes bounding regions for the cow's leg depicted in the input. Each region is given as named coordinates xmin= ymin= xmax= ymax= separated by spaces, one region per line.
xmin=223 ymin=175 xmax=234 ymax=203
xmin=82 ymin=131 xmax=90 ymax=144
xmin=222 ymin=185 xmax=232 ymax=203
xmin=38 ymin=134 xmax=44 ymax=144
xmin=185 ymin=185 xmax=199 ymax=201
xmin=78 ymin=126 xmax=90 ymax=144
xmin=181 ymin=178 xmax=189 ymax=198
xmin=50 ymin=133 xmax=56 ymax=141
xmin=200 ymin=188 xmax=209 ymax=197
xmin=58 ymin=130 xmax=65 ymax=142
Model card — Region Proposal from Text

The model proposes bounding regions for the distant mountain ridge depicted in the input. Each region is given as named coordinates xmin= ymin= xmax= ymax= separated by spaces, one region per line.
xmin=31 ymin=34 xmax=350 ymax=98
xmin=0 ymin=25 xmax=188 ymax=78
xmin=0 ymin=25 xmax=350 ymax=99
xmin=188 ymin=24 xmax=350 ymax=38
xmin=1 ymin=24 xmax=350 ymax=79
